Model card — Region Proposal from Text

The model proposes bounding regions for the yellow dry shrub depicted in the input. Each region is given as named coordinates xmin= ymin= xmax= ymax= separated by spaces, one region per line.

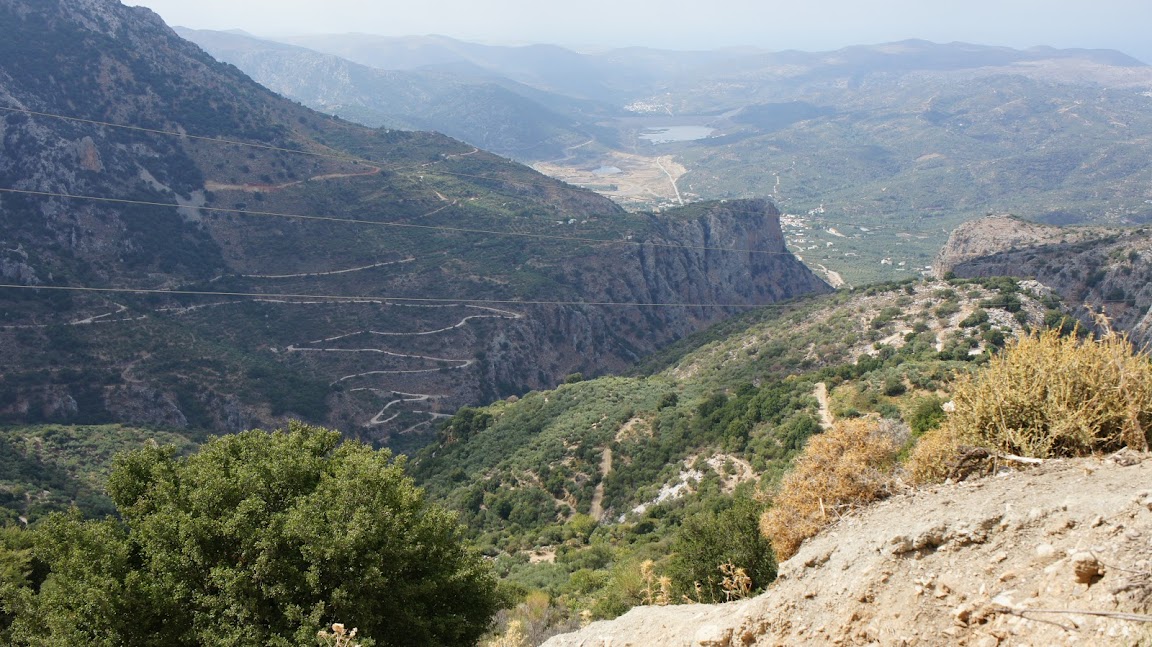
xmin=759 ymin=418 xmax=899 ymax=561
xmin=908 ymin=328 xmax=1152 ymax=483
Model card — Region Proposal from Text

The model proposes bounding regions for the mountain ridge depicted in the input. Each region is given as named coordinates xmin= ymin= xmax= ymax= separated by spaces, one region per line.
xmin=0 ymin=0 xmax=829 ymax=445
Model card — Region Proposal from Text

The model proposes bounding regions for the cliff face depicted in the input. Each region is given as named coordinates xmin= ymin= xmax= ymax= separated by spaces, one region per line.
xmin=935 ymin=215 xmax=1152 ymax=345
xmin=469 ymin=199 xmax=832 ymax=403
xmin=0 ymin=0 xmax=829 ymax=444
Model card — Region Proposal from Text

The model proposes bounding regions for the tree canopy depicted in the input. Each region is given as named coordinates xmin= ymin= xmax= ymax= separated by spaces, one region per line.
xmin=2 ymin=422 xmax=501 ymax=646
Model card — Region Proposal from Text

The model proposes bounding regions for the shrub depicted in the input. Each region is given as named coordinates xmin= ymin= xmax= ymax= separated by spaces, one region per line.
xmin=3 ymin=423 xmax=500 ymax=647
xmin=759 ymin=418 xmax=901 ymax=561
xmin=906 ymin=396 xmax=946 ymax=436
xmin=667 ymin=496 xmax=775 ymax=603
xmin=908 ymin=329 xmax=1152 ymax=483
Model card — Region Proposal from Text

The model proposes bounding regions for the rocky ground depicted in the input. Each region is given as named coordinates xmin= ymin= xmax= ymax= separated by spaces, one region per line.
xmin=543 ymin=452 xmax=1152 ymax=646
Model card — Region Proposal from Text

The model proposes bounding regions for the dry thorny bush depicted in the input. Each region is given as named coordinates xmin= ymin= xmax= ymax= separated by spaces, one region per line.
xmin=908 ymin=328 xmax=1152 ymax=483
xmin=317 ymin=623 xmax=364 ymax=647
xmin=759 ymin=417 xmax=902 ymax=561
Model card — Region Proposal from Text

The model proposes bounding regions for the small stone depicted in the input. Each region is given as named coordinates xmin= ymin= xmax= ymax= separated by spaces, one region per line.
xmin=975 ymin=633 xmax=1001 ymax=647
xmin=1090 ymin=515 xmax=1106 ymax=528
xmin=694 ymin=624 xmax=732 ymax=647
xmin=889 ymin=535 xmax=914 ymax=555
xmin=998 ymin=569 xmax=1018 ymax=582
xmin=953 ymin=602 xmax=974 ymax=626
xmin=991 ymin=552 xmax=1008 ymax=564
xmin=1035 ymin=543 xmax=1057 ymax=562
xmin=1070 ymin=552 xmax=1105 ymax=585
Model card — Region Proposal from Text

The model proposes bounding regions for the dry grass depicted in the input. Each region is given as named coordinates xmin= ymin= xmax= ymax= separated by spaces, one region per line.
xmin=759 ymin=418 xmax=900 ymax=561
xmin=908 ymin=329 xmax=1152 ymax=483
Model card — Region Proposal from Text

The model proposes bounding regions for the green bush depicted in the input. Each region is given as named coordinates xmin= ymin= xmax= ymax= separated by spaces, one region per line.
xmin=668 ymin=496 xmax=776 ymax=603
xmin=905 ymin=396 xmax=946 ymax=436
xmin=3 ymin=423 xmax=500 ymax=647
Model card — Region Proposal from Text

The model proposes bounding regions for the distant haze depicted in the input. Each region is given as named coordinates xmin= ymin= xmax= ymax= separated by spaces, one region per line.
xmin=132 ymin=0 xmax=1152 ymax=63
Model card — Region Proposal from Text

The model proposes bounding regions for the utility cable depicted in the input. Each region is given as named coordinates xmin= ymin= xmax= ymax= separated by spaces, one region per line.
xmin=0 ymin=283 xmax=804 ymax=309
xmin=0 ymin=105 xmax=942 ymax=235
xmin=0 ymin=187 xmax=804 ymax=256
xmin=0 ymin=105 xmax=380 ymax=166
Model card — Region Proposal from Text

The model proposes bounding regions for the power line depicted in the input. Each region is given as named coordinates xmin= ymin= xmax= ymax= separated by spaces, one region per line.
xmin=0 ymin=283 xmax=804 ymax=309
xmin=0 ymin=282 xmax=1133 ymax=313
xmin=0 ymin=105 xmax=379 ymax=166
xmin=0 ymin=103 xmax=585 ymax=191
xmin=0 ymin=104 xmax=960 ymax=237
xmin=0 ymin=187 xmax=804 ymax=257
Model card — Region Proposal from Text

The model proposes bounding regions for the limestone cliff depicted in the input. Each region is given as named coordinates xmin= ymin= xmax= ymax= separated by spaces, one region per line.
xmin=934 ymin=215 xmax=1152 ymax=345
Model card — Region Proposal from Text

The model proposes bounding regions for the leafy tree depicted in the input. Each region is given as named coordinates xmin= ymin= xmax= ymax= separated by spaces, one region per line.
xmin=3 ymin=423 xmax=500 ymax=647
xmin=667 ymin=496 xmax=776 ymax=603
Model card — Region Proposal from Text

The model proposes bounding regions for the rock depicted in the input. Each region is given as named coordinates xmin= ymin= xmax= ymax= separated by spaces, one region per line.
xmin=1070 ymin=553 xmax=1105 ymax=584
xmin=694 ymin=624 xmax=731 ymax=647
xmin=1034 ymin=543 xmax=1057 ymax=563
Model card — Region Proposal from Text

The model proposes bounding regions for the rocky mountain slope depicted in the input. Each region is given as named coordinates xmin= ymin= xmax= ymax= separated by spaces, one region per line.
xmin=935 ymin=215 xmax=1152 ymax=345
xmin=412 ymin=277 xmax=1062 ymax=580
xmin=0 ymin=0 xmax=829 ymax=446
xmin=175 ymin=28 xmax=609 ymax=160
xmin=545 ymin=453 xmax=1152 ymax=646
xmin=184 ymin=34 xmax=1152 ymax=284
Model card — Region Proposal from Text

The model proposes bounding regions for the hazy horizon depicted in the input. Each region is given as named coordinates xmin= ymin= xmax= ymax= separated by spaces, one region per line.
xmin=132 ymin=0 xmax=1152 ymax=64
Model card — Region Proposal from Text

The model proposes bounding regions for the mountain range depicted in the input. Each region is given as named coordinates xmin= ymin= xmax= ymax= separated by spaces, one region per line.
xmin=0 ymin=0 xmax=829 ymax=447
xmin=180 ymin=30 xmax=1152 ymax=286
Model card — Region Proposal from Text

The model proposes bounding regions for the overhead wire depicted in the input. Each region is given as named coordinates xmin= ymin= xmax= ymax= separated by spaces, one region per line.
xmin=0 ymin=104 xmax=973 ymax=316
xmin=0 ymin=283 xmax=802 ymax=309
xmin=0 ymin=104 xmax=938 ymax=234
xmin=0 ymin=186 xmax=804 ymax=256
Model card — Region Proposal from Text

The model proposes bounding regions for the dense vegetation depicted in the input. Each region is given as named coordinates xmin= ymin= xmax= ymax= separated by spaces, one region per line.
xmin=0 ymin=425 xmax=197 ymax=524
xmin=0 ymin=276 xmax=1098 ymax=645
xmin=0 ymin=423 xmax=499 ymax=647
xmin=407 ymin=276 xmax=1064 ymax=639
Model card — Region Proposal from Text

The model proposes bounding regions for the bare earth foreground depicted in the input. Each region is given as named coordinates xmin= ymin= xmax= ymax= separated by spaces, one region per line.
xmin=543 ymin=454 xmax=1152 ymax=646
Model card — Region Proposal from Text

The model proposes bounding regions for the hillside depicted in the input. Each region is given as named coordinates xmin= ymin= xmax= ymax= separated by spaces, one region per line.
xmin=415 ymin=275 xmax=1061 ymax=527
xmin=936 ymin=215 xmax=1152 ymax=345
xmin=202 ymin=35 xmax=1152 ymax=285
xmin=408 ymin=275 xmax=1078 ymax=636
xmin=0 ymin=0 xmax=829 ymax=447
xmin=175 ymin=28 xmax=612 ymax=161
xmin=544 ymin=453 xmax=1152 ymax=646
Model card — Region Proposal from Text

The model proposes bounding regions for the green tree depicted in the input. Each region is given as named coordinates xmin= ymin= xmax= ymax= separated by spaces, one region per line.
xmin=3 ymin=423 xmax=500 ymax=646
xmin=667 ymin=496 xmax=776 ymax=603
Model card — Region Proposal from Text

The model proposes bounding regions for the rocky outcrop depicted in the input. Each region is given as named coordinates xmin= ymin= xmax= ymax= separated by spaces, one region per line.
xmin=935 ymin=215 xmax=1152 ymax=344
xmin=932 ymin=215 xmax=1103 ymax=279
xmin=469 ymin=199 xmax=832 ymax=402
xmin=545 ymin=455 xmax=1152 ymax=646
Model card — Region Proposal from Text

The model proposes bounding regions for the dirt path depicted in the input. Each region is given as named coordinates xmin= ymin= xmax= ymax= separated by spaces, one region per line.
xmin=654 ymin=156 xmax=684 ymax=206
xmin=589 ymin=447 xmax=614 ymax=522
xmin=234 ymin=257 xmax=414 ymax=280
xmin=39 ymin=291 xmax=522 ymax=430
xmin=351 ymin=391 xmax=441 ymax=426
xmin=204 ymin=164 xmax=382 ymax=193
xmin=813 ymin=382 xmax=834 ymax=429
xmin=816 ymin=263 xmax=846 ymax=288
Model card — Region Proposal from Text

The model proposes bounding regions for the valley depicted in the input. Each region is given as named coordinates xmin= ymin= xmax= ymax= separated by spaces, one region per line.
xmin=182 ymin=31 xmax=1152 ymax=287
xmin=4 ymin=2 xmax=1152 ymax=645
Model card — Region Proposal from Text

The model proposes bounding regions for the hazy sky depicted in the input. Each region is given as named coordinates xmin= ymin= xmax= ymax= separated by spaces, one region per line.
xmin=131 ymin=0 xmax=1152 ymax=63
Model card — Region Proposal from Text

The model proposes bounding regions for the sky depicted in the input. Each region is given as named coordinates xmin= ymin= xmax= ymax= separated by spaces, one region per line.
xmin=130 ymin=0 xmax=1152 ymax=63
